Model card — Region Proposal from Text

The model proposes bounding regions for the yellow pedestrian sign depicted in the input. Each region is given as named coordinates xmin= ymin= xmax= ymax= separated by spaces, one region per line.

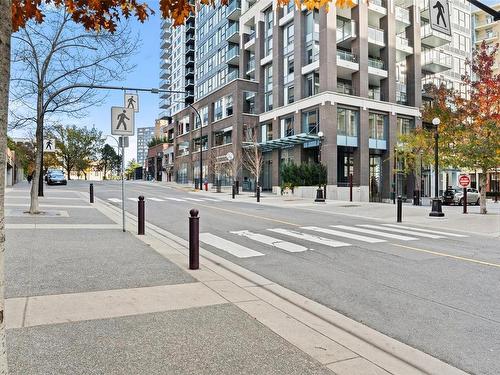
xmin=124 ymin=93 xmax=139 ymax=112
xmin=111 ymin=107 xmax=135 ymax=136
xmin=429 ymin=0 xmax=451 ymax=36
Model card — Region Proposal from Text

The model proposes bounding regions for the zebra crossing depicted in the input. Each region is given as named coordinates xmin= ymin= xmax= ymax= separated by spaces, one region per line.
xmin=109 ymin=196 xmax=222 ymax=204
xmin=200 ymin=224 xmax=468 ymax=259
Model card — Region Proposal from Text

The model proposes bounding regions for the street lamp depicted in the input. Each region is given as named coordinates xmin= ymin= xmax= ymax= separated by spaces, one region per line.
xmin=314 ymin=131 xmax=325 ymax=203
xmin=429 ymin=117 xmax=444 ymax=217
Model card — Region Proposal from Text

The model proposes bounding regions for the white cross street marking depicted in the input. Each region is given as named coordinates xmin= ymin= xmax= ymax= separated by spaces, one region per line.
xmin=164 ymin=197 xmax=186 ymax=202
xmin=108 ymin=198 xmax=122 ymax=203
xmin=331 ymin=225 xmax=418 ymax=241
xmin=268 ymin=228 xmax=350 ymax=248
xmin=381 ymin=224 xmax=468 ymax=237
xmin=302 ymin=226 xmax=386 ymax=244
xmin=231 ymin=230 xmax=308 ymax=252
xmin=148 ymin=197 xmax=165 ymax=202
xmin=359 ymin=225 xmax=444 ymax=239
xmin=127 ymin=198 xmax=137 ymax=202
xmin=201 ymin=198 xmax=220 ymax=202
xmin=184 ymin=198 xmax=204 ymax=202
xmin=200 ymin=233 xmax=265 ymax=258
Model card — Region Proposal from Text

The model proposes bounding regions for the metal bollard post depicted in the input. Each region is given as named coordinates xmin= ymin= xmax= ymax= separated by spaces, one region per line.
xmin=236 ymin=180 xmax=240 ymax=195
xmin=257 ymin=184 xmax=260 ymax=202
xmin=232 ymin=183 xmax=235 ymax=199
xmin=397 ymin=196 xmax=402 ymax=222
xmin=89 ymin=183 xmax=94 ymax=203
xmin=349 ymin=174 xmax=353 ymax=202
xmin=463 ymin=187 xmax=467 ymax=214
xmin=138 ymin=196 xmax=145 ymax=235
xmin=189 ymin=209 xmax=199 ymax=270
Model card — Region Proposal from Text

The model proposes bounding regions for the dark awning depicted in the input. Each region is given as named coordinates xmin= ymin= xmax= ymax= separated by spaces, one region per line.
xmin=257 ymin=133 xmax=320 ymax=152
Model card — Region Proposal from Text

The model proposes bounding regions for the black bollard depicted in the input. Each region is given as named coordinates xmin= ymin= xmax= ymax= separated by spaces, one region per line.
xmin=463 ymin=187 xmax=467 ymax=214
xmin=236 ymin=180 xmax=240 ymax=195
xmin=397 ymin=195 xmax=402 ymax=223
xmin=90 ymin=183 xmax=94 ymax=203
xmin=256 ymin=184 xmax=260 ymax=202
xmin=138 ymin=196 xmax=145 ymax=235
xmin=232 ymin=183 xmax=235 ymax=199
xmin=349 ymin=174 xmax=353 ymax=202
xmin=189 ymin=209 xmax=199 ymax=270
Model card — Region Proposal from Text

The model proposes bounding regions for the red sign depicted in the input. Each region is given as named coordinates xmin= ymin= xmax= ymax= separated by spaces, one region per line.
xmin=458 ymin=175 xmax=470 ymax=187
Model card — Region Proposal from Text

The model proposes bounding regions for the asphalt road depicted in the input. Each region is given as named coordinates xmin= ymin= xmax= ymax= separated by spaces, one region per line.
xmin=67 ymin=180 xmax=500 ymax=375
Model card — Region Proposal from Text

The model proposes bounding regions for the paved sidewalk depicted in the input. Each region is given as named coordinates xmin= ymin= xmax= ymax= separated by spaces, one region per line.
xmin=5 ymin=183 xmax=469 ymax=374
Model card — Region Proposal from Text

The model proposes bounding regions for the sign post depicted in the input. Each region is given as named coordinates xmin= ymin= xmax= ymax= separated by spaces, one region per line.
xmin=459 ymin=175 xmax=470 ymax=214
xmin=429 ymin=0 xmax=451 ymax=36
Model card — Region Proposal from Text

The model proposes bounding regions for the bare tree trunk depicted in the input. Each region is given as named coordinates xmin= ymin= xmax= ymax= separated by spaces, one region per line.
xmin=480 ymin=171 xmax=488 ymax=214
xmin=0 ymin=0 xmax=11 ymax=371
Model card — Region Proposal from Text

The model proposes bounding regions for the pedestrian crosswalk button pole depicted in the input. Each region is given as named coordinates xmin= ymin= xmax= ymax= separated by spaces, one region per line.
xmin=397 ymin=196 xmax=402 ymax=223
xmin=138 ymin=196 xmax=145 ymax=235
xmin=189 ymin=209 xmax=199 ymax=270
xmin=90 ymin=183 xmax=94 ymax=204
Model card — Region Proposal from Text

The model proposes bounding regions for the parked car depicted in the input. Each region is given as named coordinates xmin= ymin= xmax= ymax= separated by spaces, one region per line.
xmin=442 ymin=187 xmax=480 ymax=206
xmin=46 ymin=171 xmax=67 ymax=185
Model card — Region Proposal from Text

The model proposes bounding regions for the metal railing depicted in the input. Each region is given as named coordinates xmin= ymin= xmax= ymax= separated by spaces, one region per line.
xmin=368 ymin=58 xmax=385 ymax=69
xmin=368 ymin=27 xmax=385 ymax=44
xmin=395 ymin=6 xmax=410 ymax=23
xmin=336 ymin=50 xmax=358 ymax=63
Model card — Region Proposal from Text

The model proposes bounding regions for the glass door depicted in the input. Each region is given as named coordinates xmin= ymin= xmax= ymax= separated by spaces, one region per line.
xmin=369 ymin=155 xmax=382 ymax=202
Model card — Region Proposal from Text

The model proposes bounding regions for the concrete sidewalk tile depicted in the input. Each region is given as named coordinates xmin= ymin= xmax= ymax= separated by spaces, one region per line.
xmin=205 ymin=280 xmax=259 ymax=303
xmin=236 ymin=299 xmax=358 ymax=366
xmin=5 ymin=298 xmax=26 ymax=329
xmin=23 ymin=283 xmax=227 ymax=327
xmin=327 ymin=357 xmax=391 ymax=375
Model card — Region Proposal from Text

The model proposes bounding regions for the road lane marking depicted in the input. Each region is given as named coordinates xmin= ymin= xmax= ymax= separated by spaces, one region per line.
xmin=382 ymin=224 xmax=468 ymax=237
xmin=108 ymin=198 xmax=122 ymax=203
xmin=331 ymin=225 xmax=418 ymax=241
xmin=358 ymin=225 xmax=444 ymax=239
xmin=231 ymin=230 xmax=308 ymax=252
xmin=127 ymin=198 xmax=137 ymax=202
xmin=201 ymin=198 xmax=220 ymax=202
xmin=164 ymin=197 xmax=186 ymax=202
xmin=148 ymin=197 xmax=165 ymax=202
xmin=302 ymin=226 xmax=386 ymax=243
xmin=200 ymin=233 xmax=265 ymax=258
xmin=268 ymin=229 xmax=350 ymax=248
xmin=185 ymin=197 xmax=204 ymax=202
xmin=392 ymin=243 xmax=500 ymax=269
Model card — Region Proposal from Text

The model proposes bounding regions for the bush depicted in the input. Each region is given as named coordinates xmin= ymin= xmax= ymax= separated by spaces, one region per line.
xmin=281 ymin=162 xmax=327 ymax=189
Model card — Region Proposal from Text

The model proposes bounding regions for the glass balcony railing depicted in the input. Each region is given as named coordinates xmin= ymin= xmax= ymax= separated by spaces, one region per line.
xmin=227 ymin=69 xmax=239 ymax=81
xmin=422 ymin=50 xmax=452 ymax=67
xmin=246 ymin=58 xmax=255 ymax=72
xmin=227 ymin=46 xmax=240 ymax=60
xmin=396 ymin=35 xmax=410 ymax=48
xmin=337 ymin=50 xmax=357 ymax=63
xmin=226 ymin=23 xmax=239 ymax=38
xmin=395 ymin=6 xmax=410 ymax=23
xmin=337 ymin=84 xmax=355 ymax=95
xmin=368 ymin=58 xmax=385 ymax=70
xmin=368 ymin=27 xmax=385 ymax=45
xmin=337 ymin=20 xmax=356 ymax=42
xmin=226 ymin=0 xmax=241 ymax=15
xmin=370 ymin=0 xmax=386 ymax=7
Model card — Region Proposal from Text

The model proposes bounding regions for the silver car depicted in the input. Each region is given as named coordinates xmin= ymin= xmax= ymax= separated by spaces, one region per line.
xmin=443 ymin=187 xmax=480 ymax=206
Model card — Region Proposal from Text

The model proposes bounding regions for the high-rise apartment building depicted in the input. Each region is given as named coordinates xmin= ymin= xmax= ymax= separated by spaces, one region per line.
xmin=473 ymin=3 xmax=500 ymax=75
xmin=160 ymin=0 xmax=473 ymax=201
xmin=136 ymin=126 xmax=156 ymax=166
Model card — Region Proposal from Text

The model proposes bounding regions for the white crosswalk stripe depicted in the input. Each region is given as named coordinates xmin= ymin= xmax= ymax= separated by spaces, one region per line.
xmin=127 ymin=198 xmax=137 ymax=202
xmin=358 ymin=225 xmax=444 ymax=239
xmin=164 ymin=197 xmax=186 ymax=202
xmin=268 ymin=228 xmax=350 ymax=248
xmin=148 ymin=197 xmax=165 ymax=202
xmin=200 ymin=233 xmax=265 ymax=258
xmin=331 ymin=225 xmax=418 ymax=241
xmin=108 ymin=198 xmax=122 ymax=203
xmin=231 ymin=230 xmax=308 ymax=252
xmin=201 ymin=198 xmax=220 ymax=202
xmin=184 ymin=197 xmax=204 ymax=202
xmin=302 ymin=226 xmax=386 ymax=243
xmin=381 ymin=224 xmax=468 ymax=237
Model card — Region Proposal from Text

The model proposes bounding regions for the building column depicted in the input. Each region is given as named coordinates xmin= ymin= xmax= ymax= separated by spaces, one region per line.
xmin=271 ymin=117 xmax=281 ymax=187
xmin=273 ymin=7 xmax=284 ymax=107
xmin=381 ymin=7 xmax=396 ymax=102
xmin=406 ymin=5 xmax=421 ymax=108
xmin=352 ymin=2 xmax=369 ymax=98
xmin=353 ymin=108 xmax=369 ymax=200
xmin=320 ymin=102 xmax=337 ymax=186
xmin=255 ymin=20 xmax=265 ymax=114
xmin=382 ymin=113 xmax=397 ymax=200
xmin=293 ymin=9 xmax=304 ymax=101
xmin=319 ymin=8 xmax=337 ymax=92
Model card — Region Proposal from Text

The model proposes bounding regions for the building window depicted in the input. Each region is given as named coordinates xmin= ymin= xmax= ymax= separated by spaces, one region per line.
xmin=337 ymin=108 xmax=358 ymax=137
xmin=283 ymin=24 xmax=294 ymax=54
xmin=225 ymin=95 xmax=233 ymax=116
xmin=264 ymin=65 xmax=273 ymax=111
xmin=283 ymin=55 xmax=294 ymax=85
xmin=195 ymin=106 xmax=209 ymax=129
xmin=369 ymin=113 xmax=386 ymax=140
xmin=213 ymin=128 xmax=232 ymax=146
xmin=193 ymin=136 xmax=208 ymax=152
xmin=397 ymin=117 xmax=414 ymax=135
xmin=302 ymin=109 xmax=319 ymax=134
xmin=305 ymin=10 xmax=319 ymax=64
xmin=280 ymin=116 xmax=294 ymax=138
xmin=337 ymin=149 xmax=354 ymax=184
xmin=305 ymin=72 xmax=319 ymax=97
xmin=264 ymin=8 xmax=273 ymax=56
xmin=214 ymin=99 xmax=223 ymax=121
xmin=284 ymin=85 xmax=294 ymax=104
xmin=243 ymin=91 xmax=256 ymax=114
xmin=261 ymin=123 xmax=273 ymax=142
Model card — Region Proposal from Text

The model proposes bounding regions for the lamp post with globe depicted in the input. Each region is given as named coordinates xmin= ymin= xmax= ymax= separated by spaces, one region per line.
xmin=314 ymin=131 xmax=325 ymax=202
xmin=429 ymin=117 xmax=444 ymax=217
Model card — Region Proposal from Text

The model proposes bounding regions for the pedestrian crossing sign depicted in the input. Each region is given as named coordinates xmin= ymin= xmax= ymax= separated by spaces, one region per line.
xmin=43 ymin=139 xmax=56 ymax=152
xmin=111 ymin=107 xmax=135 ymax=136
xmin=429 ymin=0 xmax=451 ymax=36
xmin=124 ymin=93 xmax=139 ymax=113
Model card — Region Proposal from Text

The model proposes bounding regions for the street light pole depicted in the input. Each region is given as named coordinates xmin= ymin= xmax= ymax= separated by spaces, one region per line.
xmin=315 ymin=131 xmax=325 ymax=203
xmin=429 ymin=117 xmax=444 ymax=217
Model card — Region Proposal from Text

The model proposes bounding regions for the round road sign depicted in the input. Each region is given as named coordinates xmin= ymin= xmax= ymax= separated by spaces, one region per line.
xmin=458 ymin=175 xmax=470 ymax=187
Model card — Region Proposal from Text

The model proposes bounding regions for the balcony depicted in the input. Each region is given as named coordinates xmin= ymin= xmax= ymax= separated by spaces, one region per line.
xmin=336 ymin=83 xmax=355 ymax=96
xmin=246 ymin=58 xmax=255 ymax=75
xmin=226 ymin=45 xmax=240 ymax=66
xmin=337 ymin=50 xmax=359 ymax=79
xmin=368 ymin=26 xmax=385 ymax=47
xmin=421 ymin=24 xmax=452 ymax=48
xmin=185 ymin=78 xmax=194 ymax=87
xmin=226 ymin=22 xmax=240 ymax=43
xmin=244 ymin=30 xmax=255 ymax=51
xmin=337 ymin=20 xmax=357 ymax=49
xmin=185 ymin=45 xmax=195 ymax=54
xmin=368 ymin=58 xmax=387 ymax=81
xmin=395 ymin=6 xmax=410 ymax=32
xmin=185 ymin=67 xmax=195 ymax=76
xmin=185 ymin=57 xmax=195 ymax=66
xmin=422 ymin=50 xmax=452 ymax=73
xmin=396 ymin=35 xmax=413 ymax=61
xmin=226 ymin=0 xmax=241 ymax=21
xmin=368 ymin=0 xmax=387 ymax=16
xmin=227 ymin=69 xmax=239 ymax=82
xmin=185 ymin=33 xmax=195 ymax=45
xmin=475 ymin=31 xmax=499 ymax=43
